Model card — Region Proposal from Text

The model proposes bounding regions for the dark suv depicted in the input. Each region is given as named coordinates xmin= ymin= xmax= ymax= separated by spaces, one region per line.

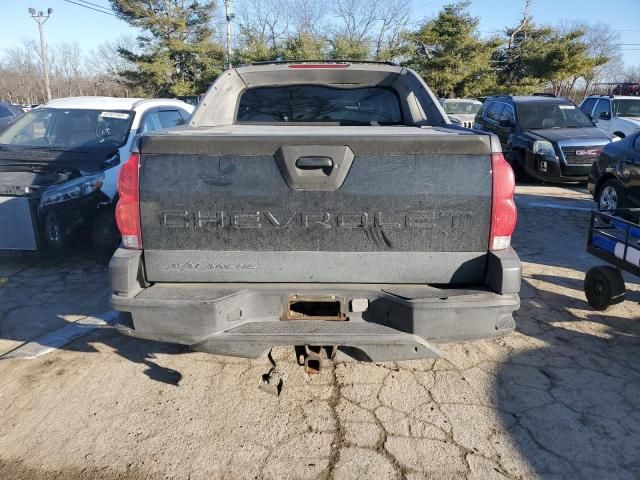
xmin=474 ymin=95 xmax=617 ymax=182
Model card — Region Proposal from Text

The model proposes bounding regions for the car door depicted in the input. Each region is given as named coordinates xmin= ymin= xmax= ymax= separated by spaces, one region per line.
xmin=473 ymin=101 xmax=493 ymax=130
xmin=624 ymin=133 xmax=640 ymax=206
xmin=592 ymin=99 xmax=613 ymax=133
xmin=139 ymin=110 xmax=161 ymax=134
xmin=579 ymin=97 xmax=597 ymax=119
xmin=155 ymin=109 xmax=186 ymax=129
xmin=0 ymin=105 xmax=16 ymax=132
xmin=483 ymin=101 xmax=506 ymax=137
xmin=496 ymin=103 xmax=516 ymax=148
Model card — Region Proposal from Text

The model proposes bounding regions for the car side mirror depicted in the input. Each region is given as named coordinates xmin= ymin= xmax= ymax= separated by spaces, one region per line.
xmin=499 ymin=119 xmax=512 ymax=128
xmin=599 ymin=111 xmax=611 ymax=120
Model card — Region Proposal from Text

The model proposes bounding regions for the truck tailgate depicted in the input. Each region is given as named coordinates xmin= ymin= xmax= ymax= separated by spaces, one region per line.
xmin=138 ymin=126 xmax=493 ymax=284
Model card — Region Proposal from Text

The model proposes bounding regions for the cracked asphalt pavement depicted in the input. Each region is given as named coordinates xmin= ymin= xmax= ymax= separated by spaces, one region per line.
xmin=0 ymin=184 xmax=639 ymax=480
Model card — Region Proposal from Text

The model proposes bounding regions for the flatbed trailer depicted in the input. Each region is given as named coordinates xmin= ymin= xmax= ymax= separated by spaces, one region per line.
xmin=584 ymin=208 xmax=640 ymax=310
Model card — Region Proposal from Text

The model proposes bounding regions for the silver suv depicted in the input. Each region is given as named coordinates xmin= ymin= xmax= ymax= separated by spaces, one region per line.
xmin=579 ymin=95 xmax=640 ymax=138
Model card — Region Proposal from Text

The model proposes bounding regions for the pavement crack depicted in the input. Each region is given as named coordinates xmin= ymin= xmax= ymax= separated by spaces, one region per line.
xmin=325 ymin=363 xmax=346 ymax=478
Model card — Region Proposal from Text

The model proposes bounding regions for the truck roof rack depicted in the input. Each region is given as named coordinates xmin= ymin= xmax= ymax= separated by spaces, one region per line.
xmin=532 ymin=93 xmax=556 ymax=97
xmin=249 ymin=59 xmax=399 ymax=67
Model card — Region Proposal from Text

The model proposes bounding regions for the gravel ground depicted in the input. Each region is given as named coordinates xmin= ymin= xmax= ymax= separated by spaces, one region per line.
xmin=0 ymin=184 xmax=638 ymax=480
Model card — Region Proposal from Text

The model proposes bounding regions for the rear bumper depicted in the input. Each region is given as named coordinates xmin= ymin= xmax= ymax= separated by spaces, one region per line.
xmin=109 ymin=248 xmax=521 ymax=361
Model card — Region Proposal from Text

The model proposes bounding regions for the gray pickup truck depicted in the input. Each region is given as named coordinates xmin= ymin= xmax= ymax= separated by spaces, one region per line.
xmin=109 ymin=61 xmax=521 ymax=363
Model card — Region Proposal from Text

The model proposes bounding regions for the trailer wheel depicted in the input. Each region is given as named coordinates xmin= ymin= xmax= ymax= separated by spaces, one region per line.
xmin=584 ymin=266 xmax=625 ymax=311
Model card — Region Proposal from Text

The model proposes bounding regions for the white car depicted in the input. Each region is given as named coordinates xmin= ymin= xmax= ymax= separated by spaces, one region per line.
xmin=0 ymin=96 xmax=194 ymax=258
xmin=439 ymin=98 xmax=483 ymax=128
xmin=579 ymin=95 xmax=640 ymax=138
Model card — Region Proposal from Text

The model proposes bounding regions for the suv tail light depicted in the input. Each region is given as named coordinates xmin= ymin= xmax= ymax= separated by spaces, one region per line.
xmin=115 ymin=153 xmax=142 ymax=249
xmin=489 ymin=153 xmax=517 ymax=251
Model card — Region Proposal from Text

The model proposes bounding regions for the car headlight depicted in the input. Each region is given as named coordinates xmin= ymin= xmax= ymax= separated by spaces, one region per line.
xmin=40 ymin=172 xmax=105 ymax=207
xmin=533 ymin=140 xmax=556 ymax=156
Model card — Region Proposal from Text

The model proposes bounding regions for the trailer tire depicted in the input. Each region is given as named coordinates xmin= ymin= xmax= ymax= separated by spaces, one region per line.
xmin=584 ymin=265 xmax=625 ymax=311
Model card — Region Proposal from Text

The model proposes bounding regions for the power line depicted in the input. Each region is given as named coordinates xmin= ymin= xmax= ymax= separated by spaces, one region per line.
xmin=63 ymin=0 xmax=118 ymax=17
xmin=74 ymin=0 xmax=113 ymax=12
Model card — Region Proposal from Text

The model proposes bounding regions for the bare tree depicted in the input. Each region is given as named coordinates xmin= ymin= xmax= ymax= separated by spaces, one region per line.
xmin=373 ymin=0 xmax=410 ymax=58
xmin=237 ymin=0 xmax=293 ymax=49
xmin=331 ymin=0 xmax=379 ymax=42
xmin=54 ymin=42 xmax=83 ymax=97
xmin=508 ymin=0 xmax=534 ymax=49
xmin=583 ymin=23 xmax=623 ymax=93
xmin=0 ymin=38 xmax=130 ymax=104
xmin=291 ymin=0 xmax=326 ymax=35
xmin=624 ymin=65 xmax=640 ymax=82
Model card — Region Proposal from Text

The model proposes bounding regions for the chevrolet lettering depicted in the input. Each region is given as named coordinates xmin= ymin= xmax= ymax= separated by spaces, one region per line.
xmin=159 ymin=210 xmax=474 ymax=229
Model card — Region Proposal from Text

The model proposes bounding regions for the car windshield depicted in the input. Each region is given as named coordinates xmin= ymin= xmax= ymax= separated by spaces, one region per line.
xmin=0 ymin=107 xmax=134 ymax=150
xmin=443 ymin=101 xmax=482 ymax=115
xmin=236 ymin=85 xmax=403 ymax=124
xmin=517 ymin=103 xmax=593 ymax=129
xmin=614 ymin=99 xmax=640 ymax=117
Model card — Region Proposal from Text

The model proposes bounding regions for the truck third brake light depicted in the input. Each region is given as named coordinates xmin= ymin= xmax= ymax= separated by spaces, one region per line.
xmin=288 ymin=64 xmax=350 ymax=69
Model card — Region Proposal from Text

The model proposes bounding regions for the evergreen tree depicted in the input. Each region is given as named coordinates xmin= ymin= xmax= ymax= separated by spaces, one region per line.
xmin=109 ymin=0 xmax=225 ymax=96
xmin=405 ymin=1 xmax=499 ymax=98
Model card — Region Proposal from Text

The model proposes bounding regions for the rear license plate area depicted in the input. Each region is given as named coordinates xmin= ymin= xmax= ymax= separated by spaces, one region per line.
xmin=281 ymin=295 xmax=347 ymax=321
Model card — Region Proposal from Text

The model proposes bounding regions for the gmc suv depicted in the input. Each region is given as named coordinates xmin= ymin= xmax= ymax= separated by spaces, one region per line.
xmin=475 ymin=95 xmax=616 ymax=182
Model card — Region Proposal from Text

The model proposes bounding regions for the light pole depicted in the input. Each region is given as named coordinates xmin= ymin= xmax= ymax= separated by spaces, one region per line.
xmin=29 ymin=7 xmax=53 ymax=102
xmin=224 ymin=0 xmax=234 ymax=70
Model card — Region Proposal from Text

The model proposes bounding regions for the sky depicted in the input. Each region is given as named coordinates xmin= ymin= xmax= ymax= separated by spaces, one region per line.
xmin=2 ymin=0 xmax=639 ymax=67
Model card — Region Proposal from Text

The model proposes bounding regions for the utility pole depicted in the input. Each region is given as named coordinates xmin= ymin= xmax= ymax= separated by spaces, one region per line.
xmin=29 ymin=7 xmax=53 ymax=103
xmin=224 ymin=0 xmax=234 ymax=70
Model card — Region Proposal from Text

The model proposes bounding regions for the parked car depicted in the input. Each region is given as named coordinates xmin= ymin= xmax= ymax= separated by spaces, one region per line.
xmin=474 ymin=95 xmax=617 ymax=182
xmin=439 ymin=98 xmax=483 ymax=128
xmin=0 ymin=102 xmax=23 ymax=133
xmin=0 ymin=96 xmax=193 ymax=259
xmin=109 ymin=61 xmax=521 ymax=365
xmin=612 ymin=83 xmax=640 ymax=96
xmin=579 ymin=95 xmax=640 ymax=139
xmin=588 ymin=130 xmax=640 ymax=209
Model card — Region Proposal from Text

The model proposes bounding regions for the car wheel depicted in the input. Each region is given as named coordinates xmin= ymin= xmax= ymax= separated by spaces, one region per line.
xmin=598 ymin=179 xmax=625 ymax=210
xmin=507 ymin=151 xmax=533 ymax=183
xmin=584 ymin=265 xmax=625 ymax=310
xmin=92 ymin=208 xmax=120 ymax=263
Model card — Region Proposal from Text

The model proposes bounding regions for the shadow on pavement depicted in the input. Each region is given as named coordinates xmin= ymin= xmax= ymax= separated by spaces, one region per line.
xmin=496 ymin=275 xmax=640 ymax=478
xmin=0 ymin=246 xmax=186 ymax=387
xmin=64 ymin=329 xmax=188 ymax=386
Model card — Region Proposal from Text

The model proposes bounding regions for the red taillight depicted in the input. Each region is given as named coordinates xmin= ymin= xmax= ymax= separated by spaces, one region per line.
xmin=287 ymin=63 xmax=350 ymax=69
xmin=489 ymin=153 xmax=517 ymax=251
xmin=115 ymin=153 xmax=142 ymax=249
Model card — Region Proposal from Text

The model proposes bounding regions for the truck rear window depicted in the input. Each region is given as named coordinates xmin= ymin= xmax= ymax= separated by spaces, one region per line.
xmin=236 ymin=85 xmax=402 ymax=125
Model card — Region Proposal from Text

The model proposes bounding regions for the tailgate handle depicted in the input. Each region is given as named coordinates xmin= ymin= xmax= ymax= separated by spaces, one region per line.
xmin=295 ymin=156 xmax=334 ymax=169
